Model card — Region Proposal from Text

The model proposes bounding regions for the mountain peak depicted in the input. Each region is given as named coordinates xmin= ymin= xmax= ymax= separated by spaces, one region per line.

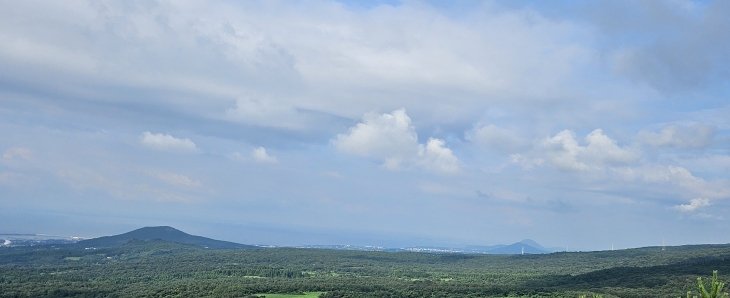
xmin=517 ymin=239 xmax=546 ymax=250
xmin=75 ymin=226 xmax=253 ymax=250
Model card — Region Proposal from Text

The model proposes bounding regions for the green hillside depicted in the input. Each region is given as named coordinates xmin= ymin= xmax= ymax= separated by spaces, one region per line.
xmin=1 ymin=234 xmax=729 ymax=297
xmin=74 ymin=226 xmax=255 ymax=250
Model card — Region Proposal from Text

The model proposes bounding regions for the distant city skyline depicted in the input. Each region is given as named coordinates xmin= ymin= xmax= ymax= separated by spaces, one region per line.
xmin=1 ymin=0 xmax=729 ymax=251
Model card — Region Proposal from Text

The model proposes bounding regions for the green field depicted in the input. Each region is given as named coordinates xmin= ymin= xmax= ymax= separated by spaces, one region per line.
xmin=1 ymin=239 xmax=730 ymax=297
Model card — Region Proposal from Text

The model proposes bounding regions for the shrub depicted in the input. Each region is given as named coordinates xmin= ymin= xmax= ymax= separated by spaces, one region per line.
xmin=683 ymin=271 xmax=728 ymax=298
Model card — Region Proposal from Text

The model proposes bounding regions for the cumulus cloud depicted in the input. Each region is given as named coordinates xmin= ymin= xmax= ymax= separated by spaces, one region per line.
xmin=333 ymin=109 xmax=418 ymax=165
xmin=139 ymin=132 xmax=198 ymax=153
xmin=540 ymin=129 xmax=638 ymax=171
xmin=674 ymin=198 xmax=710 ymax=212
xmin=637 ymin=124 xmax=715 ymax=149
xmin=333 ymin=109 xmax=459 ymax=174
xmin=251 ymin=147 xmax=278 ymax=163
xmin=417 ymin=138 xmax=460 ymax=175
xmin=582 ymin=129 xmax=640 ymax=165
xmin=541 ymin=130 xmax=590 ymax=171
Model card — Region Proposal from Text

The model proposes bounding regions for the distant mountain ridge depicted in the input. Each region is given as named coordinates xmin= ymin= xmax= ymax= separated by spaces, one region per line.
xmin=486 ymin=242 xmax=549 ymax=254
xmin=296 ymin=239 xmax=557 ymax=254
xmin=461 ymin=239 xmax=557 ymax=254
xmin=75 ymin=226 xmax=254 ymax=250
xmin=517 ymin=239 xmax=547 ymax=250
xmin=70 ymin=226 xmax=554 ymax=254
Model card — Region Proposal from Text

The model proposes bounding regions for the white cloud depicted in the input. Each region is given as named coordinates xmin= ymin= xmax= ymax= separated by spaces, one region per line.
xmin=2 ymin=147 xmax=33 ymax=161
xmin=2 ymin=0 xmax=730 ymax=249
xmin=541 ymin=130 xmax=589 ymax=171
xmin=0 ymin=0 xmax=612 ymax=129
xmin=674 ymin=198 xmax=710 ymax=212
xmin=417 ymin=138 xmax=460 ymax=175
xmin=153 ymin=172 xmax=202 ymax=188
xmin=615 ymin=165 xmax=730 ymax=200
xmin=251 ymin=147 xmax=278 ymax=163
xmin=583 ymin=129 xmax=639 ymax=165
xmin=139 ymin=132 xmax=198 ymax=153
xmin=333 ymin=109 xmax=419 ymax=166
xmin=228 ymin=147 xmax=278 ymax=163
xmin=333 ymin=109 xmax=459 ymax=174
xmin=637 ymin=124 xmax=715 ymax=149
xmin=540 ymin=129 xmax=638 ymax=171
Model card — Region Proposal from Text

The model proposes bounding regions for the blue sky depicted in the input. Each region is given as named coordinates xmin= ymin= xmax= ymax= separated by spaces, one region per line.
xmin=1 ymin=0 xmax=729 ymax=251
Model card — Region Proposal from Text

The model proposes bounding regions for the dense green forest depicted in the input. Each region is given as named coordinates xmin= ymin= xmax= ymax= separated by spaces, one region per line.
xmin=1 ymin=239 xmax=730 ymax=297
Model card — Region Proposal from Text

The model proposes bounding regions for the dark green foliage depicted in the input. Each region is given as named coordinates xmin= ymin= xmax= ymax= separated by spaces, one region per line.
xmin=684 ymin=271 xmax=729 ymax=298
xmin=2 ymin=240 xmax=730 ymax=297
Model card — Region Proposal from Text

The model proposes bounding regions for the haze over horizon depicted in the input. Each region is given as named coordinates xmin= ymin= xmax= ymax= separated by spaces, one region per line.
xmin=1 ymin=0 xmax=729 ymax=251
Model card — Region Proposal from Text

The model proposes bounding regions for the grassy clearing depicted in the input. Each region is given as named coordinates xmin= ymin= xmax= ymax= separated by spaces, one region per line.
xmin=64 ymin=257 xmax=81 ymax=261
xmin=254 ymin=292 xmax=324 ymax=298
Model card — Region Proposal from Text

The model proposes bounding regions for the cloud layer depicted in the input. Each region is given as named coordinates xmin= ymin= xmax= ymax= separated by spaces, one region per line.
xmin=1 ymin=0 xmax=729 ymax=250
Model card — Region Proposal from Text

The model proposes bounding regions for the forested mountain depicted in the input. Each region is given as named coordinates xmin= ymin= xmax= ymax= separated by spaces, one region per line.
xmin=486 ymin=242 xmax=550 ymax=254
xmin=73 ymin=226 xmax=255 ymax=250
xmin=2 ymin=232 xmax=730 ymax=297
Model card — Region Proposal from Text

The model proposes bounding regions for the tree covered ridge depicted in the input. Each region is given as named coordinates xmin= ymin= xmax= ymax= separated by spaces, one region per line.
xmin=1 ymin=239 xmax=730 ymax=297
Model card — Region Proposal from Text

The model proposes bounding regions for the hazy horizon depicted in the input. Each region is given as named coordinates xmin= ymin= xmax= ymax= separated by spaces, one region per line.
xmin=2 ymin=0 xmax=730 ymax=252
xmin=1 ymin=224 xmax=713 ymax=252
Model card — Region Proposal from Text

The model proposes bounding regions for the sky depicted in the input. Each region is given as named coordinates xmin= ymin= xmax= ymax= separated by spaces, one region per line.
xmin=1 ymin=0 xmax=729 ymax=251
